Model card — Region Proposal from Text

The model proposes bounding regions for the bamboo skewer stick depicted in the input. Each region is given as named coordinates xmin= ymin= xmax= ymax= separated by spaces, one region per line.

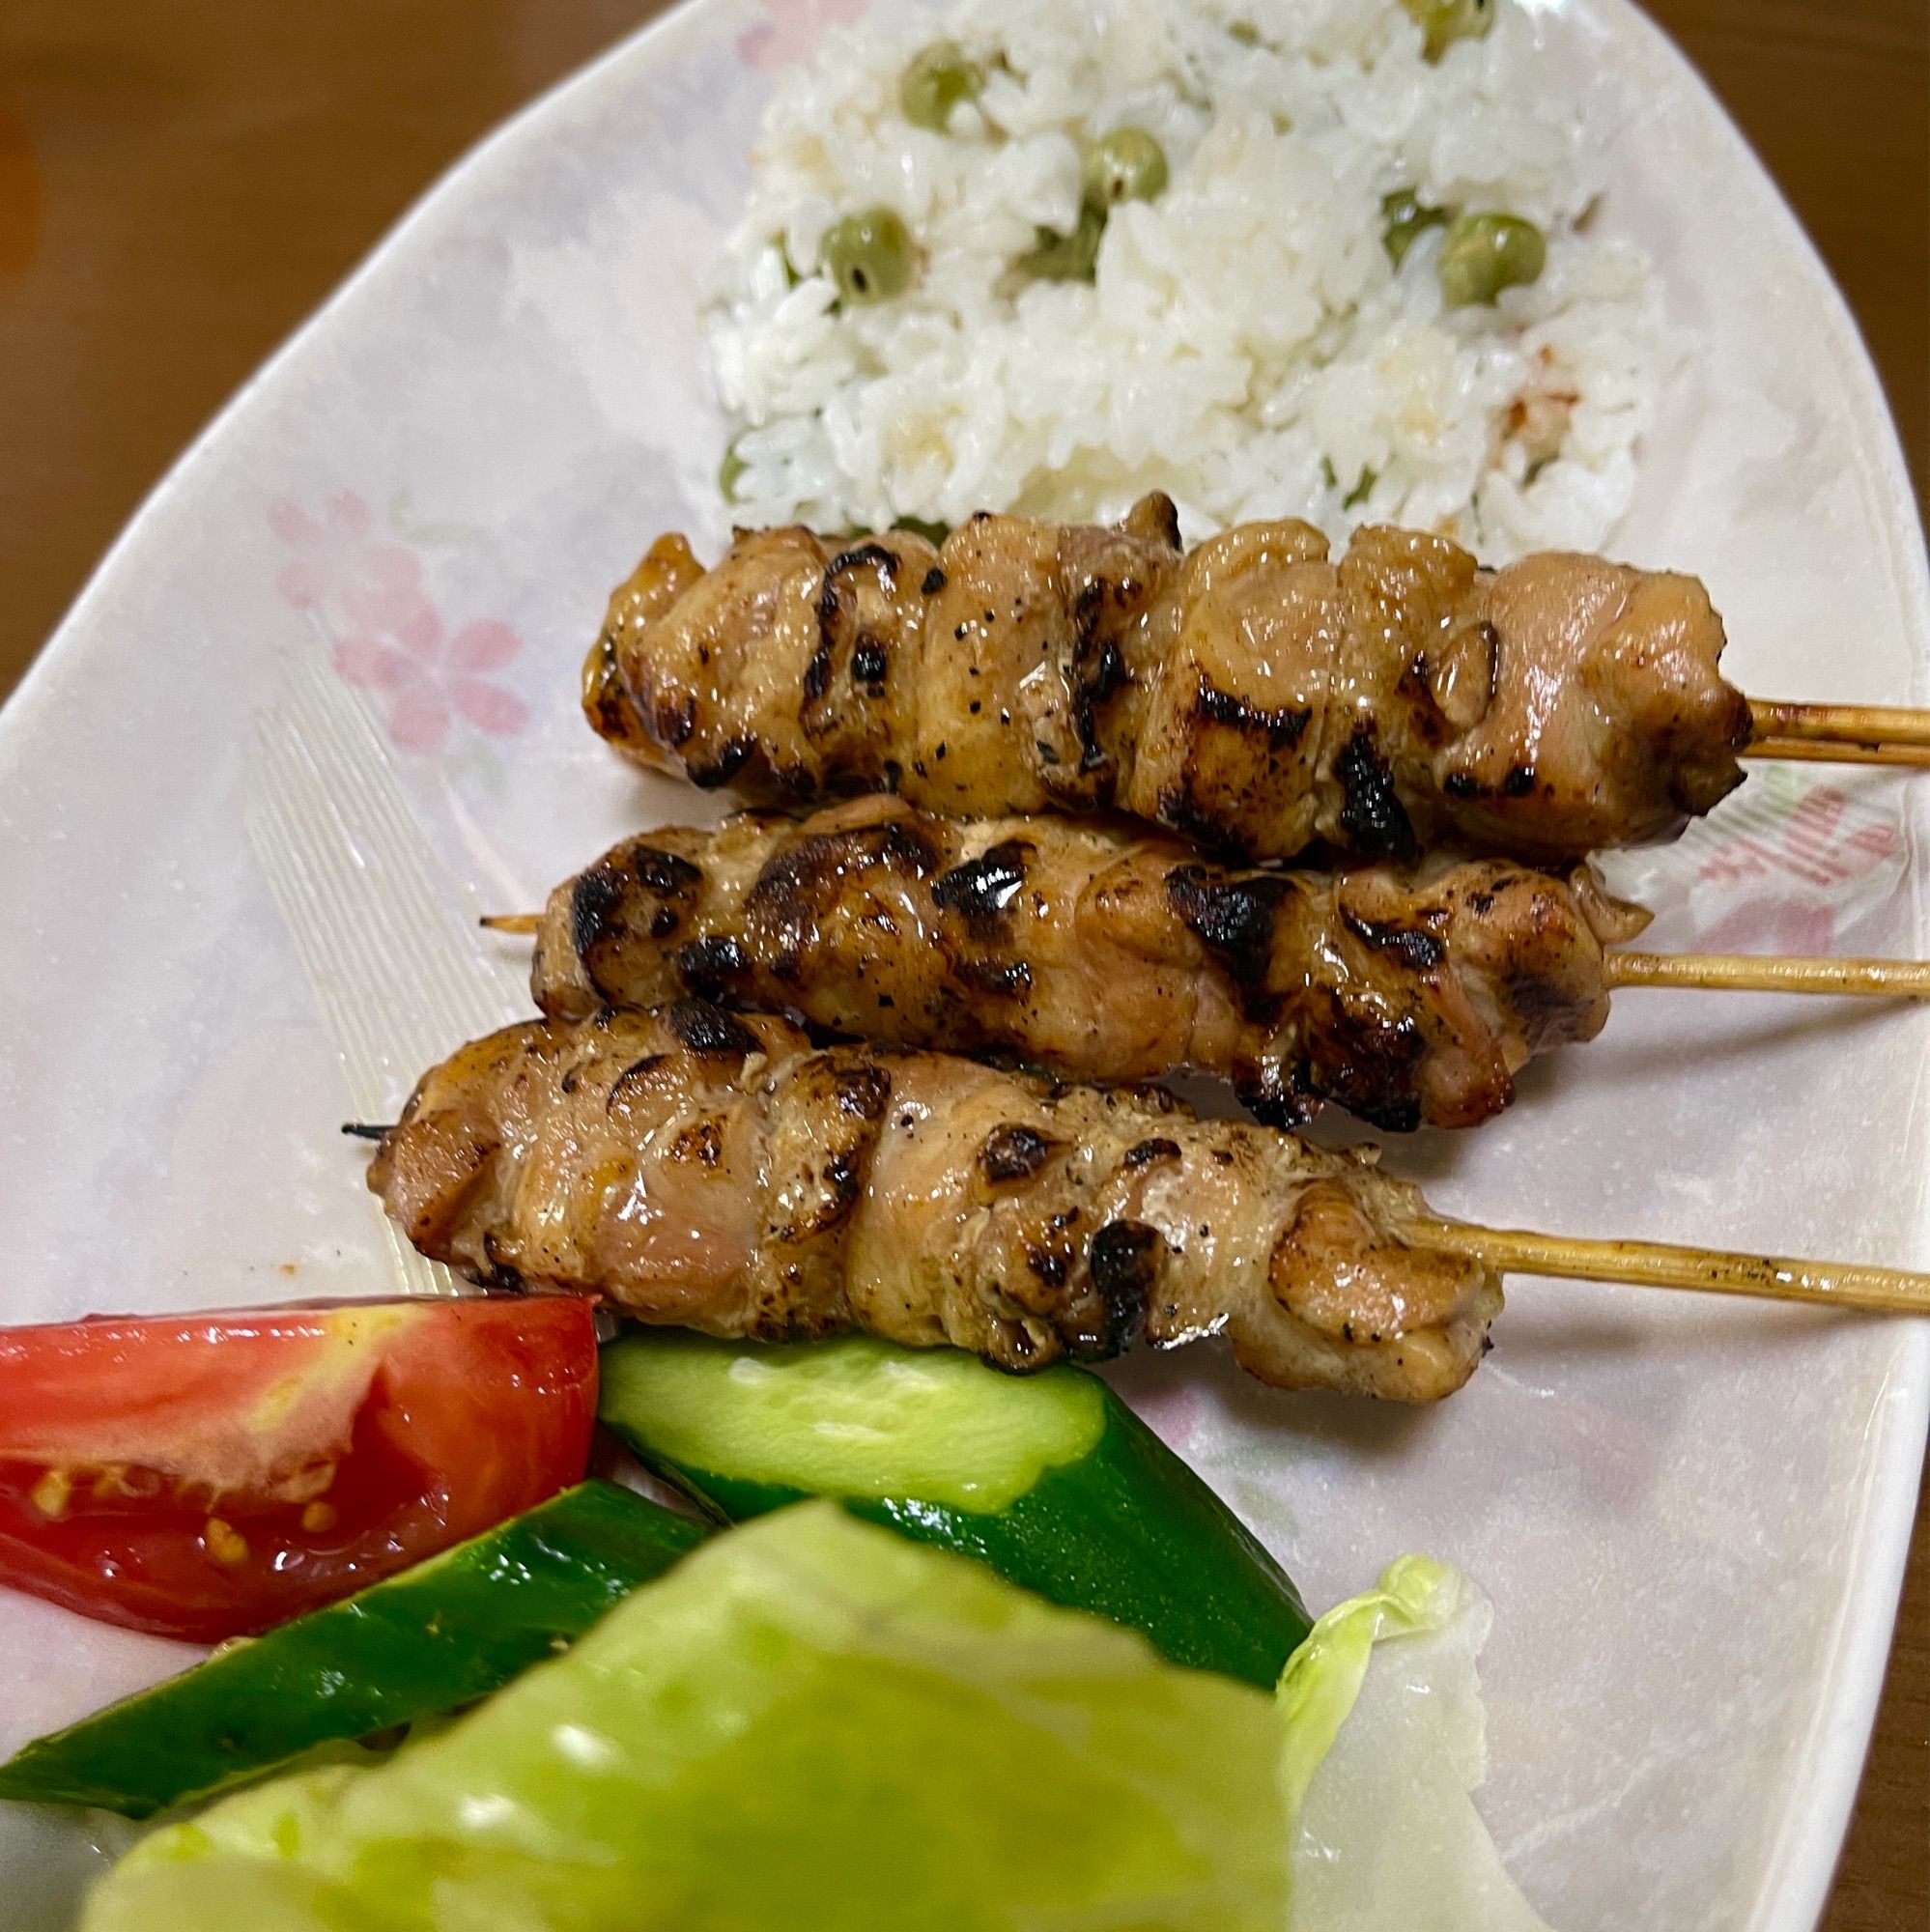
xmin=1749 ymin=700 xmax=1930 ymax=750
xmin=1743 ymin=734 xmax=1930 ymax=768
xmin=1604 ymin=952 xmax=1930 ymax=998
xmin=480 ymin=913 xmax=542 ymax=934
xmin=1408 ymin=1218 xmax=1930 ymax=1317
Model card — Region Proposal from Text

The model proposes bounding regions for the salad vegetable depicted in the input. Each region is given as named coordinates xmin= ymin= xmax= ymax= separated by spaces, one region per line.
xmin=0 ymin=1297 xmax=598 ymax=1640
xmin=83 ymin=1503 xmax=1290 ymax=1931
xmin=0 ymin=1481 xmax=705 ymax=1818
xmin=598 ymin=1330 xmax=1312 ymax=1687
xmin=1279 ymin=1556 xmax=1552 ymax=1931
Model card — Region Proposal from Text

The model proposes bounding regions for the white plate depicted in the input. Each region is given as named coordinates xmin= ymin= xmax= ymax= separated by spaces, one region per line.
xmin=0 ymin=1 xmax=1923 ymax=1925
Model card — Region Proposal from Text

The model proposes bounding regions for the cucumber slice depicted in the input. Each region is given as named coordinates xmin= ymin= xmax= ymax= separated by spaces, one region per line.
xmin=599 ymin=1332 xmax=1310 ymax=1688
xmin=611 ymin=1328 xmax=1107 ymax=1510
xmin=0 ymin=1481 xmax=705 ymax=1818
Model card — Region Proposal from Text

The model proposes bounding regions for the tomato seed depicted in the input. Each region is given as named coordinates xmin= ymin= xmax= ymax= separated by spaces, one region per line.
xmin=203 ymin=1517 xmax=251 ymax=1566
xmin=29 ymin=1468 xmax=71 ymax=1520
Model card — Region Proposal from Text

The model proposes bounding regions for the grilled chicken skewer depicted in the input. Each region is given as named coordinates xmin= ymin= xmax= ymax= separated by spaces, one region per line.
xmin=525 ymin=795 xmax=1649 ymax=1132
xmin=368 ymin=1004 xmax=1930 ymax=1406
xmin=582 ymin=495 xmax=1927 ymax=869
xmin=369 ymin=1001 xmax=1502 ymax=1403
xmin=513 ymin=797 xmax=1930 ymax=1133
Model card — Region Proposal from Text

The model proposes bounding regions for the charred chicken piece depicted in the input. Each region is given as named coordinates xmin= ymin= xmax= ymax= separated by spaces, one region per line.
xmin=533 ymin=795 xmax=1651 ymax=1132
xmin=369 ymin=1004 xmax=1501 ymax=1402
xmin=583 ymin=496 xmax=1751 ymax=866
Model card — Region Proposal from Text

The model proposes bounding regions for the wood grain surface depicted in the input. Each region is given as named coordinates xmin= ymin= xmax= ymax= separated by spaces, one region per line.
xmin=0 ymin=3 xmax=1923 ymax=1922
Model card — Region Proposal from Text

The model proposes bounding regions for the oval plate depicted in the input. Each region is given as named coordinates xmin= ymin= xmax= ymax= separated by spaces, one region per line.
xmin=0 ymin=2 xmax=1923 ymax=1925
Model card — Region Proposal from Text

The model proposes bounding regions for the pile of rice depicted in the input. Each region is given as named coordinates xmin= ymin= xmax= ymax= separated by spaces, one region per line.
xmin=705 ymin=0 xmax=1663 ymax=559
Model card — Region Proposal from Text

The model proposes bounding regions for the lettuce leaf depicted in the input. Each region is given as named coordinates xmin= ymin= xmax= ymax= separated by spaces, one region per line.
xmin=82 ymin=1501 xmax=1289 ymax=1932
xmin=78 ymin=1511 xmax=1545 ymax=1930
xmin=1279 ymin=1555 xmax=1550 ymax=1931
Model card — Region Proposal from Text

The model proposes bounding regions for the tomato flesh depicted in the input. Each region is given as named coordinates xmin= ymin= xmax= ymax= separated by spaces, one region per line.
xmin=0 ymin=1297 xmax=597 ymax=1641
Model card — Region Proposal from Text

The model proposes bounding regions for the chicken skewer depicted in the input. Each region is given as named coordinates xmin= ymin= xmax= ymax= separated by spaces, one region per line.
xmin=366 ymin=1003 xmax=1930 ymax=1406
xmin=582 ymin=495 xmax=1928 ymax=869
xmin=497 ymin=796 xmax=1930 ymax=1134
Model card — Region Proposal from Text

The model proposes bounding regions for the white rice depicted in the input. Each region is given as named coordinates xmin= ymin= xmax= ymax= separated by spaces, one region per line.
xmin=705 ymin=0 xmax=1663 ymax=559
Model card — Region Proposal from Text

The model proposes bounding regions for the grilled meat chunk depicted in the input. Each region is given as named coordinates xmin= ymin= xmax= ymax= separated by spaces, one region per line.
xmin=532 ymin=796 xmax=1651 ymax=1132
xmin=369 ymin=1005 xmax=1502 ymax=1402
xmin=584 ymin=497 xmax=1752 ymax=865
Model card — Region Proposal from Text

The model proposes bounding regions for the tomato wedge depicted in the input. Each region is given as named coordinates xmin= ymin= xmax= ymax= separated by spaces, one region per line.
xmin=0 ymin=1296 xmax=597 ymax=1642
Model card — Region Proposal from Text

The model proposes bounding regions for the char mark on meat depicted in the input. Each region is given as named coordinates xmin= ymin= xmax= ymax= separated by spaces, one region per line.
xmin=1067 ymin=572 xmax=1140 ymax=780
xmin=743 ymin=818 xmax=940 ymax=946
xmin=1340 ymin=910 xmax=1446 ymax=973
xmin=1085 ymin=1220 xmax=1160 ymax=1357
xmin=1195 ymin=682 xmax=1314 ymax=750
xmin=570 ymin=864 xmax=630 ymax=959
xmin=632 ymin=846 xmax=703 ymax=895
xmin=675 ymin=933 xmax=752 ymax=1002
xmin=980 ymin=1123 xmax=1055 ymax=1182
xmin=606 ymin=1052 xmax=667 ymax=1108
xmin=666 ymin=998 xmax=764 ymax=1060
xmin=850 ymin=637 xmax=890 ymax=688
xmin=930 ymin=838 xmax=1032 ymax=932
xmin=1154 ymin=782 xmax=1245 ymax=856
xmin=1164 ymin=866 xmax=1291 ymax=1009
xmin=1333 ymin=728 xmax=1418 ymax=865
xmin=809 ymin=543 xmax=903 ymax=706
xmin=1242 ymin=1088 xmax=1319 ymax=1131
xmin=1298 ymin=993 xmax=1433 ymax=1134
xmin=655 ymin=691 xmax=698 ymax=750
xmin=833 ymin=1063 xmax=892 ymax=1122
xmin=955 ymin=956 xmax=1033 ymax=1001
xmin=685 ymin=735 xmax=754 ymax=789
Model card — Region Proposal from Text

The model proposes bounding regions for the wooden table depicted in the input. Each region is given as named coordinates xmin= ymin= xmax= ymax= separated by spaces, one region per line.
xmin=0 ymin=3 xmax=1924 ymax=1921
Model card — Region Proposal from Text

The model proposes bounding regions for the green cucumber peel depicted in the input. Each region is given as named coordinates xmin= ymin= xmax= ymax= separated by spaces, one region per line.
xmin=598 ymin=1331 xmax=1311 ymax=1688
xmin=0 ymin=1481 xmax=705 ymax=1818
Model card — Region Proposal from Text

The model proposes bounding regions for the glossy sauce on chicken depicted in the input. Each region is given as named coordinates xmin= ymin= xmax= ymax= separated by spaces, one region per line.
xmin=370 ymin=1004 xmax=1501 ymax=1403
xmin=584 ymin=495 xmax=1751 ymax=865
xmin=533 ymin=796 xmax=1651 ymax=1132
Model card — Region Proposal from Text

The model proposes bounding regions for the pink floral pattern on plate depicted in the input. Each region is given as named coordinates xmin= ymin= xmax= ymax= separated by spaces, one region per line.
xmin=1696 ymin=783 xmax=1895 ymax=893
xmin=737 ymin=0 xmax=867 ymax=71
xmin=1687 ymin=781 xmax=1899 ymax=952
xmin=269 ymin=493 xmax=528 ymax=754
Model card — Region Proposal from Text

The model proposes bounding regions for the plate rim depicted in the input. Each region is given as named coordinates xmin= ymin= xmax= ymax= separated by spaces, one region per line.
xmin=1580 ymin=4 xmax=1930 ymax=1924
xmin=0 ymin=1 xmax=1923 ymax=1923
